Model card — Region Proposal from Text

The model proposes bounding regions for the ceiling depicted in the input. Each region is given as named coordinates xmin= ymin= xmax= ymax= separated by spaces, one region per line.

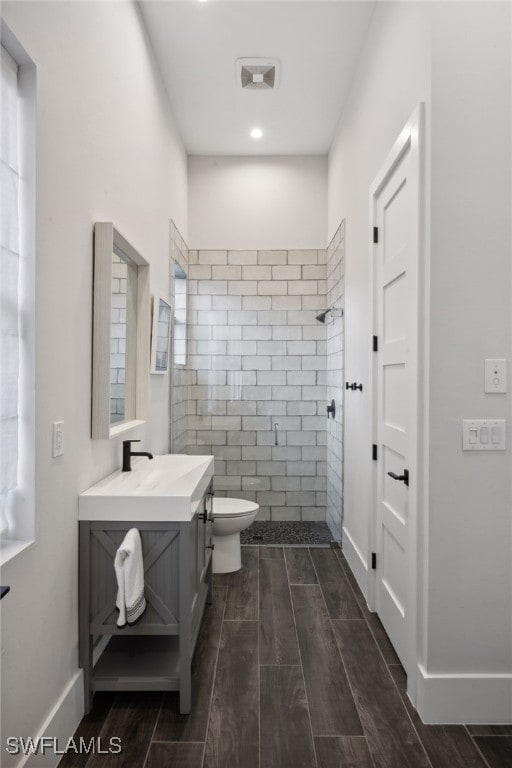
xmin=140 ymin=1 xmax=376 ymax=156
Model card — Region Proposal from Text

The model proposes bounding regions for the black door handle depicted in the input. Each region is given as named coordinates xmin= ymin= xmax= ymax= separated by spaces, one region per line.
xmin=345 ymin=382 xmax=354 ymax=390
xmin=354 ymin=383 xmax=363 ymax=392
xmin=387 ymin=469 xmax=409 ymax=487
xmin=326 ymin=400 xmax=336 ymax=418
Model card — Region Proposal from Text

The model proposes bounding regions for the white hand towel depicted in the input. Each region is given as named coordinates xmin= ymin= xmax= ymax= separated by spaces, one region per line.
xmin=114 ymin=528 xmax=146 ymax=627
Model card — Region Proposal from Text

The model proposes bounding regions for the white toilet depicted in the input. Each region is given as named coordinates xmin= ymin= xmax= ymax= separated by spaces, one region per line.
xmin=212 ymin=497 xmax=259 ymax=574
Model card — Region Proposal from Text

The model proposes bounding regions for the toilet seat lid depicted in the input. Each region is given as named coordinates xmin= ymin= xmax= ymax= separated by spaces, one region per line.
xmin=212 ymin=497 xmax=259 ymax=518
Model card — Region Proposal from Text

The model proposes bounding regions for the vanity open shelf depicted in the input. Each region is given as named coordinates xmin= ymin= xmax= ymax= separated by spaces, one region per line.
xmin=92 ymin=635 xmax=181 ymax=692
xmin=78 ymin=455 xmax=214 ymax=714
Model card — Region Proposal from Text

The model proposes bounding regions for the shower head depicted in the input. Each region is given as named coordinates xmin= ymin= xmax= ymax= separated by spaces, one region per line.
xmin=315 ymin=307 xmax=343 ymax=324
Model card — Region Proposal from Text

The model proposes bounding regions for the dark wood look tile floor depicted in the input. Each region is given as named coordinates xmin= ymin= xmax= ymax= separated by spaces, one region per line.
xmin=203 ymin=620 xmax=259 ymax=768
xmin=62 ymin=546 xmax=512 ymax=768
xmin=259 ymin=556 xmax=300 ymax=665
xmin=291 ymin=584 xmax=363 ymax=736
xmin=259 ymin=545 xmax=285 ymax=559
xmin=310 ymin=548 xmax=362 ymax=620
xmin=260 ymin=665 xmax=316 ymax=768
xmin=466 ymin=725 xmax=512 ymax=736
xmin=284 ymin=546 xmax=318 ymax=584
xmin=334 ymin=548 xmax=400 ymax=665
xmin=85 ymin=693 xmax=162 ymax=768
xmin=388 ymin=664 xmax=489 ymax=768
xmin=314 ymin=736 xmax=374 ymax=768
xmin=222 ymin=545 xmax=259 ymax=621
xmin=332 ymin=620 xmax=430 ymax=768
xmin=471 ymin=736 xmax=512 ymax=768
xmin=153 ymin=586 xmax=227 ymax=743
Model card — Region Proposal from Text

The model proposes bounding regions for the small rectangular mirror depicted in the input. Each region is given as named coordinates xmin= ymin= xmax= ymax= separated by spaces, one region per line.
xmin=92 ymin=223 xmax=150 ymax=439
xmin=150 ymin=295 xmax=171 ymax=374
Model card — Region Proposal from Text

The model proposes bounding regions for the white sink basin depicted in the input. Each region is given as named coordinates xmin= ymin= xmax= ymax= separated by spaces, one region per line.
xmin=79 ymin=454 xmax=214 ymax=522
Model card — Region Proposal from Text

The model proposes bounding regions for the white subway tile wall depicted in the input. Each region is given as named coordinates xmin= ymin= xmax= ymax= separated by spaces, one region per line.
xmin=168 ymin=228 xmax=345 ymax=537
xmin=325 ymin=221 xmax=345 ymax=540
xmin=187 ymin=249 xmax=329 ymax=523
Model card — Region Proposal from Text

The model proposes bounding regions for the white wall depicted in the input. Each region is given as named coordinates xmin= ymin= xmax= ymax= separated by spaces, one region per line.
xmin=188 ymin=155 xmax=327 ymax=250
xmin=1 ymin=0 xmax=509 ymax=745
xmin=328 ymin=0 xmax=512 ymax=721
xmin=0 ymin=1 xmax=187 ymax=762
xmin=328 ymin=0 xmax=431 ymax=621
xmin=426 ymin=0 xmax=511 ymax=676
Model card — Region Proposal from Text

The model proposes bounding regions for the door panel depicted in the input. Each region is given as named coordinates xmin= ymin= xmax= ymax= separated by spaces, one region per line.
xmin=373 ymin=142 xmax=415 ymax=670
xmin=383 ymin=446 xmax=408 ymax=523
xmin=383 ymin=178 xmax=409 ymax=260
xmin=382 ymin=527 xmax=406 ymax=611
xmin=383 ymin=363 xmax=407 ymax=431
xmin=383 ymin=273 xmax=407 ymax=343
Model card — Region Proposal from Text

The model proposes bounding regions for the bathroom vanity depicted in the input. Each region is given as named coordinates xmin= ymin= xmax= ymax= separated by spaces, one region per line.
xmin=78 ymin=454 xmax=214 ymax=714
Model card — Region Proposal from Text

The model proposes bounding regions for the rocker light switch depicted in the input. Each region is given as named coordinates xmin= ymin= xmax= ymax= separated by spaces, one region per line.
xmin=463 ymin=419 xmax=506 ymax=450
xmin=52 ymin=421 xmax=64 ymax=457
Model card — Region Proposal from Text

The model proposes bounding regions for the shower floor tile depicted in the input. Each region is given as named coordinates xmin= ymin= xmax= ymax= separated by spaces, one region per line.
xmin=240 ymin=520 xmax=332 ymax=546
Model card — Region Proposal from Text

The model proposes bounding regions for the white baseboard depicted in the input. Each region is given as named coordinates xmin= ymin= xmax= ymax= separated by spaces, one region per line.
xmin=416 ymin=664 xmax=512 ymax=724
xmin=341 ymin=525 xmax=369 ymax=599
xmin=341 ymin=526 xmax=512 ymax=725
xmin=16 ymin=670 xmax=84 ymax=768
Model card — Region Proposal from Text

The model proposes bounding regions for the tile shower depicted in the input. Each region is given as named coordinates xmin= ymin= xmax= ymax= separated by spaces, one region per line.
xmin=326 ymin=222 xmax=345 ymax=540
xmin=168 ymin=222 xmax=345 ymax=540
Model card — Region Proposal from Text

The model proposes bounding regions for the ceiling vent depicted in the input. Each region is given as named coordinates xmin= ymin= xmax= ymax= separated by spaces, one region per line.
xmin=236 ymin=58 xmax=280 ymax=90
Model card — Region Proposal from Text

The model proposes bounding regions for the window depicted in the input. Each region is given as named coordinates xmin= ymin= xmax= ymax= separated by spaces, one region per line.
xmin=173 ymin=263 xmax=187 ymax=366
xmin=0 ymin=46 xmax=20 ymax=535
xmin=0 ymin=29 xmax=36 ymax=561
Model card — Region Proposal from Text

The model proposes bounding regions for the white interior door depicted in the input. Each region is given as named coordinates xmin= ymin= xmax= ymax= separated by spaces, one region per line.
xmin=370 ymin=109 xmax=422 ymax=673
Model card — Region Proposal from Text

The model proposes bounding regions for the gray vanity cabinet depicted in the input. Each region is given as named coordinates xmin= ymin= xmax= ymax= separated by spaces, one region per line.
xmin=196 ymin=488 xmax=213 ymax=586
xmin=79 ymin=485 xmax=213 ymax=714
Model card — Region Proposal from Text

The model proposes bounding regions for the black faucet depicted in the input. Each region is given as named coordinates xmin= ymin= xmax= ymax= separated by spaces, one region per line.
xmin=122 ymin=440 xmax=154 ymax=472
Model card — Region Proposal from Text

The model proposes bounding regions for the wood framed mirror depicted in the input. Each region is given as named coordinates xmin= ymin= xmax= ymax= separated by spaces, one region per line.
xmin=92 ymin=223 xmax=150 ymax=439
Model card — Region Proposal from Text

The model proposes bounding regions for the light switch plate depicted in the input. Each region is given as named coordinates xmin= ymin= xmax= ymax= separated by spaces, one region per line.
xmin=463 ymin=419 xmax=506 ymax=450
xmin=52 ymin=421 xmax=64 ymax=457
xmin=485 ymin=359 xmax=507 ymax=393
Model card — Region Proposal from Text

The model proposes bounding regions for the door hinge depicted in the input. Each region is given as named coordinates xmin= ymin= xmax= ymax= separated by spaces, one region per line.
xmin=371 ymin=552 xmax=377 ymax=570
xmin=373 ymin=335 xmax=378 ymax=352
xmin=373 ymin=226 xmax=379 ymax=244
xmin=372 ymin=444 xmax=378 ymax=461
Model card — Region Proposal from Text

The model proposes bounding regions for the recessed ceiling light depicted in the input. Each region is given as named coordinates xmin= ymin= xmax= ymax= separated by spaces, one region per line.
xmin=250 ymin=128 xmax=263 ymax=139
